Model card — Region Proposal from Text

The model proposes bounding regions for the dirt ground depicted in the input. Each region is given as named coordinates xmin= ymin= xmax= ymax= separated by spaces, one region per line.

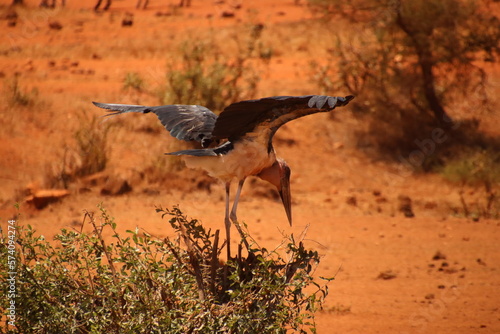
xmin=1 ymin=1 xmax=499 ymax=333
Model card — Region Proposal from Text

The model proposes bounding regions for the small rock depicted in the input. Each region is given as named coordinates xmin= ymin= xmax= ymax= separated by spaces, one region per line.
xmin=432 ymin=251 xmax=447 ymax=261
xmin=122 ymin=18 xmax=133 ymax=26
xmin=1 ymin=8 xmax=18 ymax=21
xmin=122 ymin=13 xmax=134 ymax=26
xmin=221 ymin=10 xmax=235 ymax=18
xmin=398 ymin=195 xmax=414 ymax=217
xmin=476 ymin=258 xmax=486 ymax=266
xmin=346 ymin=196 xmax=357 ymax=206
xmin=49 ymin=21 xmax=63 ymax=30
xmin=377 ymin=270 xmax=397 ymax=280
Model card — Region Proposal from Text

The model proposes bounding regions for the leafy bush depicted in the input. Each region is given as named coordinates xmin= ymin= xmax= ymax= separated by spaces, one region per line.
xmin=1 ymin=206 xmax=331 ymax=333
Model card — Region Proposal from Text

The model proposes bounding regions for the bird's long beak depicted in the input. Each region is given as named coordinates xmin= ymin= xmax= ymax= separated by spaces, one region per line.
xmin=278 ymin=161 xmax=292 ymax=226
xmin=257 ymin=159 xmax=292 ymax=226
xmin=278 ymin=174 xmax=292 ymax=226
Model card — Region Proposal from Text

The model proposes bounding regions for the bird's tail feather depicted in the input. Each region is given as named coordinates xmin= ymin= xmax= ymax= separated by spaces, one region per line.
xmin=165 ymin=149 xmax=217 ymax=157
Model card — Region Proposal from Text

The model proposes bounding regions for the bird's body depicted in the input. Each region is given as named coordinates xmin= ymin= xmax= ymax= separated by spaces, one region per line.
xmin=93 ymin=95 xmax=354 ymax=258
xmin=182 ymin=138 xmax=276 ymax=183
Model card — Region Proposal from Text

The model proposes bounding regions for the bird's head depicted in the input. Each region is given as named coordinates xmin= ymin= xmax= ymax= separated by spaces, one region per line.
xmin=257 ymin=158 xmax=292 ymax=226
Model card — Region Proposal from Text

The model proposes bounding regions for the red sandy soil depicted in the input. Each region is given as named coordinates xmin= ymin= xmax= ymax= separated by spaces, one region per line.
xmin=1 ymin=1 xmax=499 ymax=333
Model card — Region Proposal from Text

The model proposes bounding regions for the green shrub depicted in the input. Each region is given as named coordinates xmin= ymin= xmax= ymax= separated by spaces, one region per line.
xmin=1 ymin=206 xmax=331 ymax=333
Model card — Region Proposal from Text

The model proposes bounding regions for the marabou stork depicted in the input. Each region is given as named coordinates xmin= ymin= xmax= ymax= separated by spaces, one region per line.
xmin=93 ymin=95 xmax=354 ymax=257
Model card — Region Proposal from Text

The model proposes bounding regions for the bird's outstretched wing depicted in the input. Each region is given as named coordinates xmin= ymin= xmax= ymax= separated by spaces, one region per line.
xmin=92 ymin=102 xmax=218 ymax=146
xmin=211 ymin=95 xmax=354 ymax=140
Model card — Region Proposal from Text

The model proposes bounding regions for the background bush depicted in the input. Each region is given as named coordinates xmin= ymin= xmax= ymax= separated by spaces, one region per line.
xmin=160 ymin=25 xmax=269 ymax=113
xmin=308 ymin=0 xmax=500 ymax=162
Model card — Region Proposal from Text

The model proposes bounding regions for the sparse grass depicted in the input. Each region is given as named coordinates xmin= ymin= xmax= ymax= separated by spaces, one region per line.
xmin=1 ymin=74 xmax=51 ymax=138
xmin=123 ymin=72 xmax=145 ymax=93
xmin=74 ymin=114 xmax=111 ymax=177
xmin=5 ymin=74 xmax=39 ymax=108
xmin=322 ymin=303 xmax=351 ymax=315
xmin=42 ymin=146 xmax=80 ymax=189
xmin=441 ymin=149 xmax=500 ymax=219
xmin=1 ymin=206 xmax=332 ymax=333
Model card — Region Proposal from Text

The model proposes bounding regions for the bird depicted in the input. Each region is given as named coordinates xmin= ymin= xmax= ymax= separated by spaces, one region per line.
xmin=93 ymin=95 xmax=354 ymax=258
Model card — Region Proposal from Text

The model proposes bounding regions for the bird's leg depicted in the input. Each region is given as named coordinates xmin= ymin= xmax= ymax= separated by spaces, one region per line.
xmin=230 ymin=178 xmax=245 ymax=223
xmin=224 ymin=182 xmax=232 ymax=260
xmin=230 ymin=178 xmax=250 ymax=251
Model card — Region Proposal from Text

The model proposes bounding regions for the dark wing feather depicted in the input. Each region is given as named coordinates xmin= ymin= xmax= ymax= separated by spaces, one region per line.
xmin=92 ymin=102 xmax=217 ymax=144
xmin=211 ymin=95 xmax=354 ymax=140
